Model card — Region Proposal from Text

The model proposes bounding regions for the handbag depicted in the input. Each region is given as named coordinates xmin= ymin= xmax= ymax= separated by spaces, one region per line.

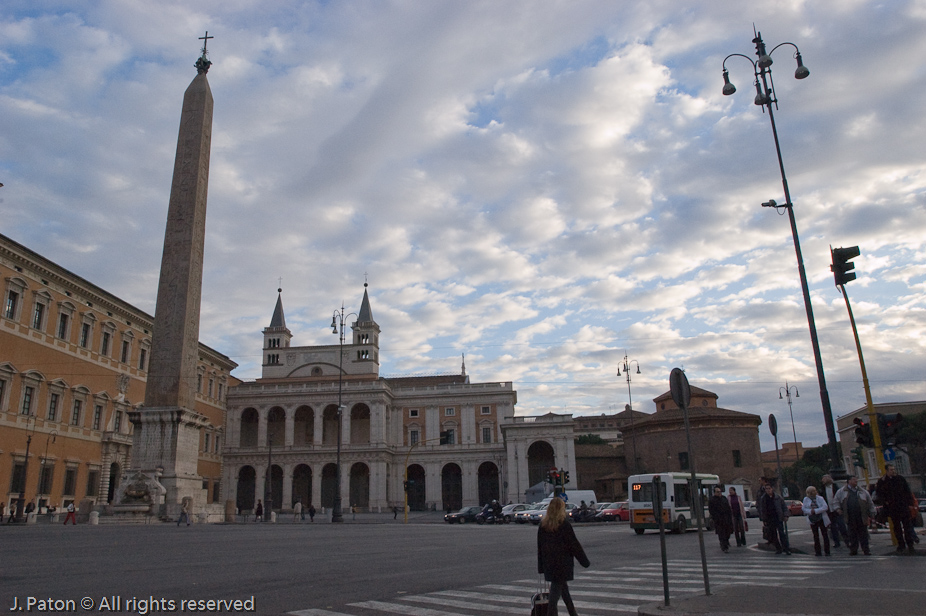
xmin=744 ymin=520 xmax=748 ymax=532
xmin=531 ymin=577 xmax=549 ymax=616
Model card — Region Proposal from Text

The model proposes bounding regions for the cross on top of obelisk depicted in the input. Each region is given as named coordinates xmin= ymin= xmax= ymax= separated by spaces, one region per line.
xmin=195 ymin=31 xmax=213 ymax=75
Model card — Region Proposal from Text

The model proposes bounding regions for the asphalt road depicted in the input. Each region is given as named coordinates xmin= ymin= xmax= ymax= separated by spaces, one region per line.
xmin=2 ymin=516 xmax=923 ymax=616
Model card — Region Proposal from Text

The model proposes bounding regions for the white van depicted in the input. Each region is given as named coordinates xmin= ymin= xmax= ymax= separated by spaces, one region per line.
xmin=540 ymin=490 xmax=599 ymax=508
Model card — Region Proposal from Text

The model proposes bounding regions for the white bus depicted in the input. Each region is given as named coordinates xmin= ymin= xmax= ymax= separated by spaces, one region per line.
xmin=628 ymin=472 xmax=720 ymax=534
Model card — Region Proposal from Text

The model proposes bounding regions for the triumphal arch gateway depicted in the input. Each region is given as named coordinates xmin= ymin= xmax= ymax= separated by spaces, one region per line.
xmin=221 ymin=285 xmax=577 ymax=514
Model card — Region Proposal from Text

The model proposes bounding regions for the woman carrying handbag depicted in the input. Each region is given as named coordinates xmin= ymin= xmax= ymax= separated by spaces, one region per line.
xmin=537 ymin=497 xmax=590 ymax=616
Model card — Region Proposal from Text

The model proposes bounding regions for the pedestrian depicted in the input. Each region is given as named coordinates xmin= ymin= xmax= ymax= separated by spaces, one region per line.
xmin=821 ymin=475 xmax=849 ymax=548
xmin=293 ymin=499 xmax=303 ymax=522
xmin=756 ymin=477 xmax=772 ymax=546
xmin=802 ymin=486 xmax=831 ymax=556
xmin=25 ymin=499 xmax=36 ymax=516
xmin=708 ymin=486 xmax=734 ymax=552
xmin=177 ymin=500 xmax=191 ymax=527
xmin=759 ymin=484 xmax=790 ymax=555
xmin=0 ymin=502 xmax=5 ymax=523
xmin=352 ymin=504 xmax=357 ymax=521
xmin=875 ymin=463 xmax=917 ymax=553
xmin=63 ymin=501 xmax=77 ymax=525
xmin=833 ymin=475 xmax=876 ymax=555
xmin=727 ymin=487 xmax=747 ymax=547
xmin=255 ymin=499 xmax=264 ymax=522
xmin=308 ymin=503 xmax=316 ymax=522
xmin=537 ymin=497 xmax=590 ymax=616
xmin=393 ymin=505 xmax=399 ymax=520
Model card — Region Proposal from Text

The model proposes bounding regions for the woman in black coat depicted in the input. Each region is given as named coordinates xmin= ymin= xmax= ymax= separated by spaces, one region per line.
xmin=537 ymin=497 xmax=590 ymax=616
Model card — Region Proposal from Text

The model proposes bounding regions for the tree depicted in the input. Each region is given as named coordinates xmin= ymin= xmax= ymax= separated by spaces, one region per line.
xmin=780 ymin=445 xmax=828 ymax=499
xmin=576 ymin=434 xmax=606 ymax=445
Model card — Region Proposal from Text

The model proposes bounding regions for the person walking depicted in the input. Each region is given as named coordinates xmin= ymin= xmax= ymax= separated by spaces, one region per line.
xmin=177 ymin=500 xmax=191 ymax=527
xmin=875 ymin=463 xmax=917 ymax=553
xmin=537 ymin=497 xmax=590 ymax=616
xmin=293 ymin=499 xmax=303 ymax=522
xmin=393 ymin=505 xmax=399 ymax=520
xmin=821 ymin=475 xmax=849 ymax=548
xmin=308 ymin=503 xmax=316 ymax=523
xmin=708 ymin=486 xmax=734 ymax=552
xmin=833 ymin=475 xmax=876 ymax=555
xmin=727 ymin=487 xmax=747 ymax=547
xmin=255 ymin=499 xmax=264 ymax=523
xmin=759 ymin=484 xmax=790 ymax=554
xmin=63 ymin=501 xmax=77 ymax=525
xmin=802 ymin=486 xmax=831 ymax=556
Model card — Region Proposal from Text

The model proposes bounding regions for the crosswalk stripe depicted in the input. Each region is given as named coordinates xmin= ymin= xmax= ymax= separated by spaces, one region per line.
xmin=481 ymin=584 xmax=661 ymax=602
xmin=400 ymin=595 xmax=524 ymax=613
xmin=349 ymin=600 xmax=467 ymax=615
xmin=289 ymin=610 xmax=356 ymax=616
xmin=432 ymin=590 xmax=640 ymax=613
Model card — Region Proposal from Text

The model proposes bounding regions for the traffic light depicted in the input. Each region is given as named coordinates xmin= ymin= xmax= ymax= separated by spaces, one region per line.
xmin=853 ymin=417 xmax=874 ymax=448
xmin=439 ymin=431 xmax=451 ymax=445
xmin=831 ymin=245 xmax=860 ymax=286
xmin=851 ymin=446 xmax=866 ymax=469
xmin=878 ymin=413 xmax=903 ymax=444
xmin=403 ymin=480 xmax=409 ymax=492
xmin=563 ymin=470 xmax=570 ymax=484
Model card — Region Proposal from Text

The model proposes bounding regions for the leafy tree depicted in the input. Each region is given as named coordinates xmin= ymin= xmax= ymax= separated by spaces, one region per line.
xmin=779 ymin=445 xmax=828 ymax=499
xmin=576 ymin=434 xmax=606 ymax=445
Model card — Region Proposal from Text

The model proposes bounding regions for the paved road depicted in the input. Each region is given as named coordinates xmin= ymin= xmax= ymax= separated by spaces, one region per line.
xmin=2 ymin=516 xmax=922 ymax=615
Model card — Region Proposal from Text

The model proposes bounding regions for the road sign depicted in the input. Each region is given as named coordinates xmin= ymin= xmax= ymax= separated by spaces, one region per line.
xmin=769 ymin=414 xmax=778 ymax=437
xmin=560 ymin=493 xmax=568 ymax=502
xmin=669 ymin=368 xmax=691 ymax=409
xmin=884 ymin=448 xmax=896 ymax=462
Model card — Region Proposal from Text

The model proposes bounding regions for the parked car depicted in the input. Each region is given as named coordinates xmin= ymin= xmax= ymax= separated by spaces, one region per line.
xmin=444 ymin=506 xmax=481 ymax=524
xmin=529 ymin=502 xmax=576 ymax=524
xmin=787 ymin=500 xmax=804 ymax=516
xmin=744 ymin=501 xmax=759 ymax=518
xmin=596 ymin=501 xmax=630 ymax=522
xmin=501 ymin=503 xmax=528 ymax=523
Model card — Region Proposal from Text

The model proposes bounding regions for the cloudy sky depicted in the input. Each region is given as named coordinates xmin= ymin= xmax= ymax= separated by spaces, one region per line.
xmin=2 ymin=1 xmax=924 ymax=453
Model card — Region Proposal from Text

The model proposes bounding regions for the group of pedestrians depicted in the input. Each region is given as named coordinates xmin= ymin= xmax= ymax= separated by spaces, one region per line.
xmin=707 ymin=464 xmax=919 ymax=557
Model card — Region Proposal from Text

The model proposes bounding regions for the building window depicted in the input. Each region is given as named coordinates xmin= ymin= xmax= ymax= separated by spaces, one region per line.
xmin=204 ymin=433 xmax=211 ymax=452
xmin=0 ymin=379 xmax=6 ymax=411
xmin=482 ymin=426 xmax=492 ymax=443
xmin=57 ymin=313 xmax=70 ymax=339
xmin=71 ymin=400 xmax=83 ymax=426
xmin=481 ymin=406 xmax=491 ymax=415
xmin=208 ymin=377 xmax=214 ymax=398
xmin=214 ymin=436 xmax=221 ymax=453
xmin=121 ymin=340 xmax=130 ymax=364
xmin=218 ymin=383 xmax=224 ymax=400
xmin=39 ymin=464 xmax=55 ymax=495
xmin=213 ymin=481 xmax=221 ymax=502
xmin=92 ymin=405 xmax=103 ymax=430
xmin=138 ymin=348 xmax=148 ymax=371
xmin=444 ymin=429 xmax=456 ymax=445
xmin=86 ymin=471 xmax=99 ymax=497
xmin=4 ymin=290 xmax=19 ymax=319
xmin=10 ymin=462 xmax=26 ymax=494
xmin=445 ymin=407 xmax=455 ymax=417
xmin=48 ymin=393 xmax=59 ymax=421
xmin=197 ymin=374 xmax=203 ymax=392
xmin=21 ymin=385 xmax=34 ymax=415
xmin=409 ymin=409 xmax=419 ymax=418
xmin=79 ymin=322 xmax=91 ymax=348
xmin=678 ymin=452 xmax=689 ymax=471
xmin=100 ymin=331 xmax=111 ymax=356
xmin=732 ymin=450 xmax=742 ymax=468
xmin=63 ymin=468 xmax=77 ymax=496
xmin=32 ymin=302 xmax=45 ymax=330
xmin=409 ymin=430 xmax=419 ymax=446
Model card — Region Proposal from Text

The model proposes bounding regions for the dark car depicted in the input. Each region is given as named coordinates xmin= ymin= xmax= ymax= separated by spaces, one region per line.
xmin=444 ymin=506 xmax=481 ymax=524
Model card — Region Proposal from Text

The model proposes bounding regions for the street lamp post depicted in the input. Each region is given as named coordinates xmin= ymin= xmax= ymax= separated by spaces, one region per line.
xmin=14 ymin=414 xmax=36 ymax=523
xmin=331 ymin=302 xmax=357 ymax=523
xmin=264 ymin=432 xmax=273 ymax=522
xmin=38 ymin=430 xmax=58 ymax=511
xmin=722 ymin=30 xmax=845 ymax=478
xmin=617 ymin=354 xmax=641 ymax=474
xmin=778 ymin=382 xmax=800 ymax=463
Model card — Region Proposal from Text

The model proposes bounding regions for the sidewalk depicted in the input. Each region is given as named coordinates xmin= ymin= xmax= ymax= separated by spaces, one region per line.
xmin=638 ymin=527 xmax=925 ymax=616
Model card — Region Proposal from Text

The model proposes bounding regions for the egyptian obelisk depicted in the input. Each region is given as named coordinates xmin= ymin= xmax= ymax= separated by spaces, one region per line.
xmin=119 ymin=35 xmax=215 ymax=515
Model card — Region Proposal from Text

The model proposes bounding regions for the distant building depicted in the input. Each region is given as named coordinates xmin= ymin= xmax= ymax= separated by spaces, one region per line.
xmin=0 ymin=232 xmax=237 ymax=516
xmin=837 ymin=400 xmax=925 ymax=493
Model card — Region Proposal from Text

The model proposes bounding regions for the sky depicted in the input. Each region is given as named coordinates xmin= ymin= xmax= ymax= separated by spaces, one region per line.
xmin=1 ymin=1 xmax=924 ymax=454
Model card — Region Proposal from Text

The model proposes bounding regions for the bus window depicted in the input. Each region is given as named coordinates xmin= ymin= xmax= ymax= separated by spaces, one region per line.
xmin=675 ymin=483 xmax=691 ymax=509
xmin=632 ymin=481 xmax=666 ymax=503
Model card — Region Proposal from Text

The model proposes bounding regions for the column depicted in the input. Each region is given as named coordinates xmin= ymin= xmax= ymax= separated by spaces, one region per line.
xmin=341 ymin=404 xmax=351 ymax=445
xmin=282 ymin=463 xmax=293 ymax=509
xmin=311 ymin=464 xmax=322 ymax=509
xmin=254 ymin=465 xmax=266 ymax=513
xmin=256 ymin=407 xmax=268 ymax=449
xmin=313 ymin=409 xmax=323 ymax=445
xmin=425 ymin=406 xmax=439 ymax=443
xmin=284 ymin=408 xmax=294 ymax=448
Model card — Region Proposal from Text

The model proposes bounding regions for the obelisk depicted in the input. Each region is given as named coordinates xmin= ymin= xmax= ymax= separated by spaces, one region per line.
xmin=120 ymin=35 xmax=215 ymax=515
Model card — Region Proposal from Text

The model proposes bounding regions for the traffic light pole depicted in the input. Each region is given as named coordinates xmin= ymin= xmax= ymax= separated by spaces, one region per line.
xmin=840 ymin=284 xmax=886 ymax=476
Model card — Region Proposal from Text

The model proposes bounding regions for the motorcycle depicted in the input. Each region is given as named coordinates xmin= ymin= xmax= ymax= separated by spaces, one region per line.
xmin=476 ymin=505 xmax=506 ymax=524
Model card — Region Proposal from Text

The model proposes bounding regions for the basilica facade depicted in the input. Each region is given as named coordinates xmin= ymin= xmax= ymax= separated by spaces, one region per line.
xmin=222 ymin=286 xmax=576 ymax=514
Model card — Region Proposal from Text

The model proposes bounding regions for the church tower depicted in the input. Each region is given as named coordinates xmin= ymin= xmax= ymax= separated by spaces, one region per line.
xmin=263 ymin=288 xmax=292 ymax=367
xmin=352 ymin=283 xmax=379 ymax=366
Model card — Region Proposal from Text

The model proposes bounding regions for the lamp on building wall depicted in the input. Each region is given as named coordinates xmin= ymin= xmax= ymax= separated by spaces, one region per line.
xmin=778 ymin=382 xmax=800 ymax=463
xmin=617 ymin=354 xmax=641 ymax=474
xmin=331 ymin=301 xmax=357 ymax=523
xmin=722 ymin=31 xmax=843 ymax=478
